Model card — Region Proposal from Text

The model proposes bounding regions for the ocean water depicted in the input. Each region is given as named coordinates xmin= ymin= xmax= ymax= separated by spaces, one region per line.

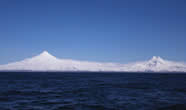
xmin=0 ymin=72 xmax=186 ymax=110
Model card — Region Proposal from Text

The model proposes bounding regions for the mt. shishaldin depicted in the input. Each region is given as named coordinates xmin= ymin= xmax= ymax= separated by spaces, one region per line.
xmin=0 ymin=51 xmax=124 ymax=72
xmin=0 ymin=51 xmax=186 ymax=72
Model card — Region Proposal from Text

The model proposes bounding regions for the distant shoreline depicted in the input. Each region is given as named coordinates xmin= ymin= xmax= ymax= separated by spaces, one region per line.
xmin=0 ymin=71 xmax=186 ymax=74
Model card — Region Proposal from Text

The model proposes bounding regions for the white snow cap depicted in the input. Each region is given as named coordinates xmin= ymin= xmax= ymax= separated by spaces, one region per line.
xmin=38 ymin=51 xmax=55 ymax=58
xmin=149 ymin=56 xmax=165 ymax=64
xmin=40 ymin=51 xmax=50 ymax=56
xmin=0 ymin=51 xmax=186 ymax=72
xmin=151 ymin=56 xmax=163 ymax=61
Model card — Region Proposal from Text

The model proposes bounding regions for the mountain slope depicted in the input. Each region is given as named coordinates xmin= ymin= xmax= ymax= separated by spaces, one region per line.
xmin=0 ymin=51 xmax=186 ymax=72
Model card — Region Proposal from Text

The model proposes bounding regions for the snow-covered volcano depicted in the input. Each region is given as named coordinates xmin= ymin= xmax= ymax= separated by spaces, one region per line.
xmin=123 ymin=56 xmax=186 ymax=72
xmin=0 ymin=51 xmax=124 ymax=71
xmin=0 ymin=51 xmax=186 ymax=72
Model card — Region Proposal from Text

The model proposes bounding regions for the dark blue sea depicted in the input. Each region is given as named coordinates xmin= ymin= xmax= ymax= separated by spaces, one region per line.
xmin=0 ymin=72 xmax=186 ymax=110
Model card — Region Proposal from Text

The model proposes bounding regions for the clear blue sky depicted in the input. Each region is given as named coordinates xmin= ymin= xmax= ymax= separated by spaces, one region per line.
xmin=0 ymin=0 xmax=186 ymax=64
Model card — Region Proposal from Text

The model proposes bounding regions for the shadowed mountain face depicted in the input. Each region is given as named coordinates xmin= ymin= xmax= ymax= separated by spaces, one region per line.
xmin=0 ymin=51 xmax=186 ymax=72
xmin=148 ymin=56 xmax=165 ymax=66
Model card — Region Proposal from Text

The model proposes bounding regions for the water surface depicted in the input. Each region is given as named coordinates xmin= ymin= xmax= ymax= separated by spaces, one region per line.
xmin=0 ymin=72 xmax=186 ymax=110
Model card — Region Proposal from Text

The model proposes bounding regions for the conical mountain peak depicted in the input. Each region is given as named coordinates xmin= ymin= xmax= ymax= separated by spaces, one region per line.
xmin=40 ymin=51 xmax=51 ymax=56
xmin=37 ymin=51 xmax=56 ymax=59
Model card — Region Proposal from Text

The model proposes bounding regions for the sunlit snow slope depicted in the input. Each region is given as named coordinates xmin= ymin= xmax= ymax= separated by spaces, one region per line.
xmin=0 ymin=51 xmax=186 ymax=72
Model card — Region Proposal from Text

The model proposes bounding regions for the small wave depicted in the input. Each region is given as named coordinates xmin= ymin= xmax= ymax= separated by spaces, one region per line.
xmin=54 ymin=104 xmax=116 ymax=110
xmin=158 ymin=104 xmax=186 ymax=110
xmin=97 ymin=82 xmax=153 ymax=90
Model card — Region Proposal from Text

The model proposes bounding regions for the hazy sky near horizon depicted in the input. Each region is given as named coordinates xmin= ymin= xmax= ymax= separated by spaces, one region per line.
xmin=0 ymin=0 xmax=186 ymax=64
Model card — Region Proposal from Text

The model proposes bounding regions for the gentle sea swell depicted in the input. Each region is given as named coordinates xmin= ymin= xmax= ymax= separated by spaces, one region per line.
xmin=0 ymin=72 xmax=186 ymax=110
